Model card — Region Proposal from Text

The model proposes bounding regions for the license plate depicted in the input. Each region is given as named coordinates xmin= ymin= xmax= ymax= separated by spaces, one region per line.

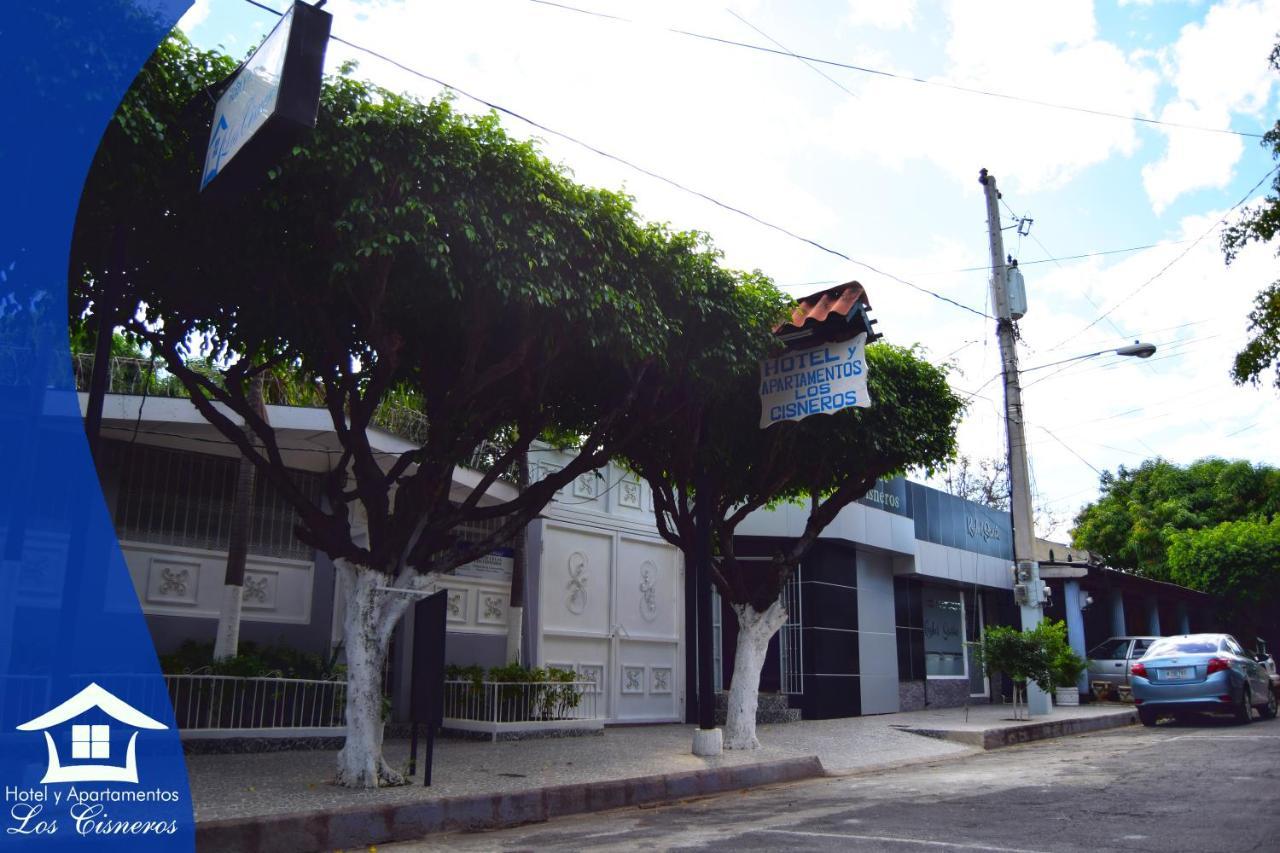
xmin=1161 ymin=667 xmax=1192 ymax=680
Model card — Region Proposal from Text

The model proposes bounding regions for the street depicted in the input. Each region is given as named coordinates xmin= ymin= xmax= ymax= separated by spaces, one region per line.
xmin=392 ymin=714 xmax=1280 ymax=852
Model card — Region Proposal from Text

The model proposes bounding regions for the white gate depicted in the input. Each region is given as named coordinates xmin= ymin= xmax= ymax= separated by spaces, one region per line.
xmin=538 ymin=520 xmax=683 ymax=723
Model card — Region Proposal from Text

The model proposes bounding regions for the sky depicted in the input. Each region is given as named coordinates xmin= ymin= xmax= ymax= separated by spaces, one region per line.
xmin=177 ymin=0 xmax=1280 ymax=542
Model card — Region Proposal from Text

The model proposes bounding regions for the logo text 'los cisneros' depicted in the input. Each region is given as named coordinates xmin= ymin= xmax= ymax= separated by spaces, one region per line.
xmin=6 ymin=683 xmax=182 ymax=838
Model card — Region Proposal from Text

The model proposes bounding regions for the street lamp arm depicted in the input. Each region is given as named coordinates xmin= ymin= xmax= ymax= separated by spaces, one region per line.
xmin=1020 ymin=341 xmax=1157 ymax=374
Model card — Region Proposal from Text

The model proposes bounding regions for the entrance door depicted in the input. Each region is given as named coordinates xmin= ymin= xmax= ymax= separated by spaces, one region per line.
xmin=539 ymin=521 xmax=683 ymax=722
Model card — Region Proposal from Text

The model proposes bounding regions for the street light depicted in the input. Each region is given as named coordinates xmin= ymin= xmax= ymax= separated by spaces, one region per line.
xmin=979 ymin=168 xmax=1158 ymax=717
xmin=1020 ymin=341 xmax=1158 ymax=374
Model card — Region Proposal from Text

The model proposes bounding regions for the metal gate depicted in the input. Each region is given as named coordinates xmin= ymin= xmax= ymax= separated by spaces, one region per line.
xmin=778 ymin=566 xmax=804 ymax=695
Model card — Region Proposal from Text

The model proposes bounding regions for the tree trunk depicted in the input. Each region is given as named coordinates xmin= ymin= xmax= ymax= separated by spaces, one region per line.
xmin=723 ymin=600 xmax=789 ymax=750
xmin=334 ymin=560 xmax=405 ymax=788
xmin=213 ymin=374 xmax=265 ymax=661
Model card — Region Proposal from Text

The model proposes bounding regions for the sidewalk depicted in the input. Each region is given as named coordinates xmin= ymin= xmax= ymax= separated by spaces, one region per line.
xmin=192 ymin=702 xmax=1134 ymax=851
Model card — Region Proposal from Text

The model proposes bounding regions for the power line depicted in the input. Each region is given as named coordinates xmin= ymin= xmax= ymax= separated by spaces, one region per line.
xmin=910 ymin=239 xmax=1195 ymax=277
xmin=526 ymin=0 xmax=1266 ymax=140
xmin=1049 ymin=164 xmax=1280 ymax=350
xmin=725 ymin=9 xmax=858 ymax=101
xmin=238 ymin=0 xmax=992 ymax=320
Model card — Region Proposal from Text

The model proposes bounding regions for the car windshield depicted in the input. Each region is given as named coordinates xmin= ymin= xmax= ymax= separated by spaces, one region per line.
xmin=1146 ymin=638 xmax=1217 ymax=656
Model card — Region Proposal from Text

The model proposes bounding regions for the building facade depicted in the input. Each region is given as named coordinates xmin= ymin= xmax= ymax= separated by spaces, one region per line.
xmin=730 ymin=479 xmax=1017 ymax=717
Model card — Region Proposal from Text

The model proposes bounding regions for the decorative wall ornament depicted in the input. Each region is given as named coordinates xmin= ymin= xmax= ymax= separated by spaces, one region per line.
xmin=445 ymin=589 xmax=468 ymax=623
xmin=158 ymin=568 xmax=188 ymax=597
xmin=565 ymin=551 xmax=588 ymax=615
xmin=242 ymin=574 xmax=270 ymax=605
xmin=573 ymin=472 xmax=597 ymax=499
xmin=650 ymin=666 xmax=672 ymax=695
xmin=146 ymin=557 xmax=201 ymax=606
xmin=478 ymin=593 xmax=505 ymax=625
xmin=618 ymin=478 xmax=642 ymax=509
xmin=577 ymin=664 xmax=604 ymax=695
xmin=621 ymin=665 xmax=645 ymax=694
xmin=638 ymin=562 xmax=658 ymax=622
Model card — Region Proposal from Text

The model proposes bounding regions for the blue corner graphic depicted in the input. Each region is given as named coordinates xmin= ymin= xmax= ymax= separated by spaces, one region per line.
xmin=1 ymin=1 xmax=195 ymax=849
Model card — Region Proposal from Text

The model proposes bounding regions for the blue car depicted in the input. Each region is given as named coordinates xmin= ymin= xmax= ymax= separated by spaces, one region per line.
xmin=1130 ymin=633 xmax=1278 ymax=727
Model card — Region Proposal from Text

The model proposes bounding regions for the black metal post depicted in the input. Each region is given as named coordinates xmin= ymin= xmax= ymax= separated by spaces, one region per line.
xmin=407 ymin=721 xmax=419 ymax=778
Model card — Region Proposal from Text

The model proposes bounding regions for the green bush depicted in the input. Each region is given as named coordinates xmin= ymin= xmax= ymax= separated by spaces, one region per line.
xmin=973 ymin=625 xmax=1053 ymax=693
xmin=158 ymin=640 xmax=340 ymax=679
xmin=444 ymin=663 xmax=583 ymax=721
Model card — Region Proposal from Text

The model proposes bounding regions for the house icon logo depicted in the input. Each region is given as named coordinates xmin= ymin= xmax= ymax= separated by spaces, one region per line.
xmin=15 ymin=682 xmax=168 ymax=784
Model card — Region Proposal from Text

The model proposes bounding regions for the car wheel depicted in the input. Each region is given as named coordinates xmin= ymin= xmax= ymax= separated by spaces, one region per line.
xmin=1261 ymin=686 xmax=1278 ymax=721
xmin=1235 ymin=686 xmax=1253 ymax=725
xmin=1138 ymin=707 xmax=1157 ymax=727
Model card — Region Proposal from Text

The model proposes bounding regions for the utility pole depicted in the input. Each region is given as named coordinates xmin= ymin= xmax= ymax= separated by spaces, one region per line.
xmin=979 ymin=168 xmax=1051 ymax=717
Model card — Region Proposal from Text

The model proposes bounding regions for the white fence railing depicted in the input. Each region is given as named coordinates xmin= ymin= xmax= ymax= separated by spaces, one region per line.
xmin=165 ymin=674 xmax=347 ymax=736
xmin=443 ymin=680 xmax=601 ymax=736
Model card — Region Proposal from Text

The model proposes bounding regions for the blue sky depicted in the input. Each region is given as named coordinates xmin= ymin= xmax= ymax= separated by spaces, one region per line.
xmin=176 ymin=0 xmax=1280 ymax=539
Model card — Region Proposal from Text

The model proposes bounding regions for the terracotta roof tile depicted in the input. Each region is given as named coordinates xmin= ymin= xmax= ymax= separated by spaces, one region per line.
xmin=776 ymin=281 xmax=870 ymax=336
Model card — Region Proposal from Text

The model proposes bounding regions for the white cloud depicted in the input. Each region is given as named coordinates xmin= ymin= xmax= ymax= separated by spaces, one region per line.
xmin=846 ymin=0 xmax=917 ymax=31
xmin=177 ymin=0 xmax=213 ymax=32
xmin=815 ymin=1 xmax=1159 ymax=191
xmin=1140 ymin=0 xmax=1280 ymax=210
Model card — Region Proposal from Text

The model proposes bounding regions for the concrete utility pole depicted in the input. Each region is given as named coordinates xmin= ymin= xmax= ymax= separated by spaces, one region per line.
xmin=979 ymin=168 xmax=1051 ymax=717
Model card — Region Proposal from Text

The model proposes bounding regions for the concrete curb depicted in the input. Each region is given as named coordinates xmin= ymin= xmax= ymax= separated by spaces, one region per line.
xmin=904 ymin=708 xmax=1137 ymax=749
xmin=195 ymin=755 xmax=826 ymax=852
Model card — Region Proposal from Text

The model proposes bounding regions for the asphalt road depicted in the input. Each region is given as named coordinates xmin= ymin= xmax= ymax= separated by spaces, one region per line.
xmin=390 ymin=711 xmax=1280 ymax=852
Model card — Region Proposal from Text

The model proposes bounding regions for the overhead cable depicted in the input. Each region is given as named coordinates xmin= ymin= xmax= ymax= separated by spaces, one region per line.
xmin=238 ymin=0 xmax=991 ymax=319
xmin=1049 ymin=164 xmax=1280 ymax=350
xmin=527 ymin=0 xmax=1266 ymax=140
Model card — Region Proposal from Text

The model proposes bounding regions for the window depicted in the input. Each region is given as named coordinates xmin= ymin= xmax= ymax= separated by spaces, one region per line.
xmin=1148 ymin=638 xmax=1217 ymax=656
xmin=1088 ymin=639 xmax=1132 ymax=660
xmin=105 ymin=441 xmax=322 ymax=560
xmin=71 ymin=724 xmax=109 ymax=760
xmin=1130 ymin=639 xmax=1154 ymax=659
xmin=924 ymin=587 xmax=965 ymax=677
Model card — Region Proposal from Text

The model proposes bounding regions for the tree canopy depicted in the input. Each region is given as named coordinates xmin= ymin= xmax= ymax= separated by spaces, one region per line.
xmin=1220 ymin=39 xmax=1280 ymax=391
xmin=1071 ymin=457 xmax=1280 ymax=577
xmin=71 ymin=31 xmax=795 ymax=784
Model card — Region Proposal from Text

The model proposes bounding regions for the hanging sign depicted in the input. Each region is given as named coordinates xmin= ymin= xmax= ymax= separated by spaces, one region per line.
xmin=200 ymin=1 xmax=331 ymax=192
xmin=759 ymin=332 xmax=870 ymax=427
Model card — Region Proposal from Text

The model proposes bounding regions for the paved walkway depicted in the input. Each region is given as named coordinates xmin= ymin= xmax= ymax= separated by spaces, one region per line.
xmin=189 ymin=702 xmax=1131 ymax=823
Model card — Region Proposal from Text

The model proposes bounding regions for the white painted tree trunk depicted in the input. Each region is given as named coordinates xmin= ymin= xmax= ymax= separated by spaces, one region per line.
xmin=334 ymin=561 xmax=403 ymax=788
xmin=505 ymin=605 xmax=523 ymax=664
xmin=723 ymin=600 xmax=789 ymax=750
xmin=212 ymin=585 xmax=243 ymax=661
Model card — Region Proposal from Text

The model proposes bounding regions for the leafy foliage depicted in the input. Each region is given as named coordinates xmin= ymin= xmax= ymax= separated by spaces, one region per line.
xmin=70 ymin=33 xmax=775 ymax=583
xmin=158 ymin=639 xmax=340 ymax=679
xmin=625 ymin=305 xmax=965 ymax=611
xmin=972 ymin=624 xmax=1053 ymax=693
xmin=1071 ymin=458 xmax=1280 ymax=578
xmin=1220 ymin=39 xmax=1280 ymax=390
xmin=1166 ymin=517 xmax=1280 ymax=642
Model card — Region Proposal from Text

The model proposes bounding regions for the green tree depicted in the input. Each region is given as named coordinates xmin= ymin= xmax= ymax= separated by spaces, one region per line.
xmin=1221 ymin=40 xmax=1280 ymax=390
xmin=1166 ymin=517 xmax=1280 ymax=646
xmin=72 ymin=34 xmax=765 ymax=787
xmin=1071 ymin=458 xmax=1280 ymax=578
xmin=624 ymin=302 xmax=963 ymax=749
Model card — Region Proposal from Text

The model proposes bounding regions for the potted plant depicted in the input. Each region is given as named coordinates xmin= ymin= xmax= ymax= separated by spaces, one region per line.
xmin=973 ymin=625 xmax=1053 ymax=720
xmin=1034 ymin=621 xmax=1085 ymax=706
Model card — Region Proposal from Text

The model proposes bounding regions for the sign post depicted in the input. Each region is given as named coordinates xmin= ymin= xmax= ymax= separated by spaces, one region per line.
xmin=408 ymin=590 xmax=447 ymax=786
